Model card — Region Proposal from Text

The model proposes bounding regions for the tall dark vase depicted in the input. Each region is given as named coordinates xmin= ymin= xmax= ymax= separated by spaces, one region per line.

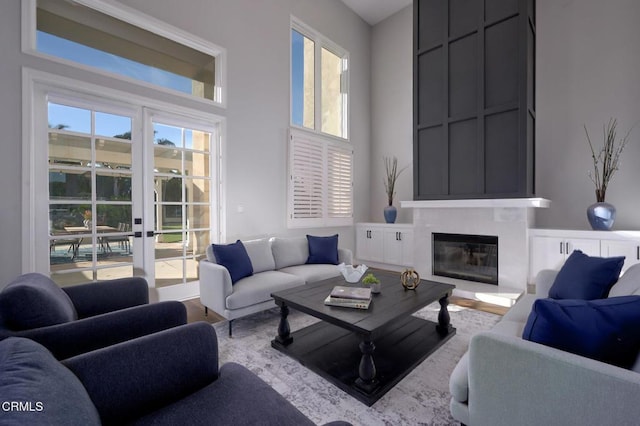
xmin=383 ymin=205 xmax=397 ymax=223
xmin=587 ymin=202 xmax=616 ymax=230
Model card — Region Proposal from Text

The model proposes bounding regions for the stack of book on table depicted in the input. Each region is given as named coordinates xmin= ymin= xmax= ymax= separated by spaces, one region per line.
xmin=324 ymin=285 xmax=372 ymax=310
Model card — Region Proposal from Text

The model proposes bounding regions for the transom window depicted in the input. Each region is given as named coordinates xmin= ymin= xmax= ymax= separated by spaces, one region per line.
xmin=25 ymin=0 xmax=224 ymax=104
xmin=291 ymin=18 xmax=349 ymax=140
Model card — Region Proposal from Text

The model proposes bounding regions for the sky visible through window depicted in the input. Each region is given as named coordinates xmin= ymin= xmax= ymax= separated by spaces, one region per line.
xmin=37 ymin=31 xmax=193 ymax=97
xmin=48 ymin=103 xmax=193 ymax=148
xmin=291 ymin=30 xmax=305 ymax=127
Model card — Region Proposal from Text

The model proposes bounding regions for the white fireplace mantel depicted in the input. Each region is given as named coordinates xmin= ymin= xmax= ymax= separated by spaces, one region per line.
xmin=401 ymin=198 xmax=550 ymax=209
xmin=402 ymin=197 xmax=550 ymax=307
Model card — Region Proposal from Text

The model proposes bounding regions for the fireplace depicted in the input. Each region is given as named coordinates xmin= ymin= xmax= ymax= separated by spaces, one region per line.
xmin=432 ymin=233 xmax=498 ymax=285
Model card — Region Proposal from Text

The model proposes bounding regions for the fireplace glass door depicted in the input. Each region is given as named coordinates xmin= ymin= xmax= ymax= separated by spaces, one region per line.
xmin=432 ymin=233 xmax=498 ymax=285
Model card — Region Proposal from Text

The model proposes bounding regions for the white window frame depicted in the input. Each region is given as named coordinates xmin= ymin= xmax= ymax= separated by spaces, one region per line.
xmin=21 ymin=67 xmax=226 ymax=276
xmin=287 ymin=128 xmax=353 ymax=228
xmin=290 ymin=16 xmax=349 ymax=141
xmin=21 ymin=0 xmax=227 ymax=107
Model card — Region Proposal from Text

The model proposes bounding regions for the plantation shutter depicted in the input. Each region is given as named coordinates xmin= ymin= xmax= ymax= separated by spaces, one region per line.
xmin=288 ymin=129 xmax=353 ymax=228
xmin=327 ymin=142 xmax=353 ymax=223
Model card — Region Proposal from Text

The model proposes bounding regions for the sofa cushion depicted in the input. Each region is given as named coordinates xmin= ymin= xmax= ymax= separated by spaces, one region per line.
xmin=279 ymin=264 xmax=341 ymax=284
xmin=306 ymin=234 xmax=339 ymax=265
xmin=0 ymin=272 xmax=77 ymax=330
xmin=522 ymin=296 xmax=640 ymax=368
xmin=501 ymin=294 xmax=537 ymax=323
xmin=0 ymin=337 xmax=100 ymax=425
xmin=212 ymin=241 xmax=254 ymax=285
xmin=608 ymin=262 xmax=640 ymax=297
xmin=271 ymin=237 xmax=309 ymax=270
xmin=226 ymin=271 xmax=304 ymax=310
xmin=548 ymin=250 xmax=624 ymax=300
xmin=243 ymin=238 xmax=276 ymax=273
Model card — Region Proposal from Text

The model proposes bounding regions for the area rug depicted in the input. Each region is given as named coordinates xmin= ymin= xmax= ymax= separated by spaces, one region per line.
xmin=214 ymin=303 xmax=501 ymax=425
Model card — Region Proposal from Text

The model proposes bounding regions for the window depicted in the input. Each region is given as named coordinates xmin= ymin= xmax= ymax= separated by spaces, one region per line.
xmin=288 ymin=129 xmax=353 ymax=228
xmin=291 ymin=18 xmax=348 ymax=139
xmin=24 ymin=0 xmax=225 ymax=104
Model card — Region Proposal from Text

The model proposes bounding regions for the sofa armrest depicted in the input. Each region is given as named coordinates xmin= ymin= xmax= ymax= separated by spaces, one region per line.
xmin=62 ymin=277 xmax=149 ymax=318
xmin=467 ymin=331 xmax=640 ymax=426
xmin=534 ymin=269 xmax=558 ymax=298
xmin=8 ymin=301 xmax=186 ymax=359
xmin=63 ymin=322 xmax=218 ymax=425
xmin=199 ymin=259 xmax=233 ymax=316
xmin=338 ymin=248 xmax=353 ymax=265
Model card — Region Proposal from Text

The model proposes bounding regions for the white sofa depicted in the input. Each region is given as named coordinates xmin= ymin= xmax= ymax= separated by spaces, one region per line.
xmin=199 ymin=236 xmax=352 ymax=336
xmin=449 ymin=266 xmax=640 ymax=426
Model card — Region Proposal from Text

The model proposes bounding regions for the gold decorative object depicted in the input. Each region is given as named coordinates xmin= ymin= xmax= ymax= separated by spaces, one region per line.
xmin=401 ymin=268 xmax=420 ymax=290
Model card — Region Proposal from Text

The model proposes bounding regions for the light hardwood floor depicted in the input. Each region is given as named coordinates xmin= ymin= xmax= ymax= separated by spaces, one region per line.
xmin=182 ymin=295 xmax=508 ymax=325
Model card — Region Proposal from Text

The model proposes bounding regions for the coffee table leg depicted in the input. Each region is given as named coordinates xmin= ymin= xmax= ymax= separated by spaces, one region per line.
xmin=275 ymin=302 xmax=293 ymax=345
xmin=436 ymin=294 xmax=454 ymax=335
xmin=355 ymin=339 xmax=379 ymax=393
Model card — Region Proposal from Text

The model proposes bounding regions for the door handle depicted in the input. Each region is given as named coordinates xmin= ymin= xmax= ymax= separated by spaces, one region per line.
xmin=398 ymin=232 xmax=402 ymax=241
xmin=559 ymin=242 xmax=563 ymax=254
xmin=566 ymin=242 xmax=569 ymax=254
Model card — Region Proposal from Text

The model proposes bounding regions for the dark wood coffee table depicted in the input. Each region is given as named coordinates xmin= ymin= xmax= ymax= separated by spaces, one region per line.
xmin=270 ymin=270 xmax=456 ymax=406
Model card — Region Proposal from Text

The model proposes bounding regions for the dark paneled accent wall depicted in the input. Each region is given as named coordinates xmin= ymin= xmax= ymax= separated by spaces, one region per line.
xmin=413 ymin=0 xmax=536 ymax=199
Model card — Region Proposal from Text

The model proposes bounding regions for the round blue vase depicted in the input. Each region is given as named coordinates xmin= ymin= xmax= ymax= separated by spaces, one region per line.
xmin=384 ymin=205 xmax=397 ymax=223
xmin=587 ymin=202 xmax=616 ymax=230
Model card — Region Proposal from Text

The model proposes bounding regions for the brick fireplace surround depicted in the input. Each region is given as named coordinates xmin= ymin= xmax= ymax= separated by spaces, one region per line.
xmin=401 ymin=198 xmax=550 ymax=307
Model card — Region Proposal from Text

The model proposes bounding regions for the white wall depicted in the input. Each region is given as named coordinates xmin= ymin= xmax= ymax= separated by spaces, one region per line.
xmin=535 ymin=0 xmax=640 ymax=230
xmin=370 ymin=5 xmax=413 ymax=224
xmin=0 ymin=0 xmax=370 ymax=285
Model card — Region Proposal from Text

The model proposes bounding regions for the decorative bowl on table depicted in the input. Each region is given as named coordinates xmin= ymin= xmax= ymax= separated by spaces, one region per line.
xmin=337 ymin=263 xmax=368 ymax=283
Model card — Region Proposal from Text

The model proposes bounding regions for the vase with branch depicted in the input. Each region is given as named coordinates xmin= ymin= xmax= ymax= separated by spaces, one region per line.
xmin=383 ymin=156 xmax=409 ymax=223
xmin=584 ymin=118 xmax=635 ymax=230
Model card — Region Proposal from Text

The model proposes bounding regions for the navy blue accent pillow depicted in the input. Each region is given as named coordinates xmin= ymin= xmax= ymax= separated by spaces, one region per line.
xmin=211 ymin=240 xmax=253 ymax=284
xmin=548 ymin=250 xmax=624 ymax=300
xmin=306 ymin=234 xmax=339 ymax=265
xmin=523 ymin=296 xmax=640 ymax=368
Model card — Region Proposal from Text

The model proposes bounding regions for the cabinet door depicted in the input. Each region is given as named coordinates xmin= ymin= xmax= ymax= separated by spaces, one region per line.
xmin=566 ymin=238 xmax=600 ymax=257
xmin=355 ymin=226 xmax=370 ymax=261
xmin=367 ymin=229 xmax=384 ymax=263
xmin=529 ymin=237 xmax=567 ymax=281
xmin=383 ymin=230 xmax=403 ymax=265
xmin=382 ymin=229 xmax=414 ymax=267
xmin=601 ymin=239 xmax=640 ymax=270
xmin=356 ymin=226 xmax=384 ymax=263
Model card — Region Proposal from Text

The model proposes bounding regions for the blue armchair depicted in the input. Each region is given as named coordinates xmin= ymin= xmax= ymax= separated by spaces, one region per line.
xmin=0 ymin=273 xmax=187 ymax=359
xmin=0 ymin=322 xmax=351 ymax=425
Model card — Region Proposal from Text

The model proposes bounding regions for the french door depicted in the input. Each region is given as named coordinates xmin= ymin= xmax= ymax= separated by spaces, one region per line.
xmin=145 ymin=111 xmax=216 ymax=300
xmin=39 ymin=91 xmax=219 ymax=301
xmin=47 ymin=97 xmax=142 ymax=286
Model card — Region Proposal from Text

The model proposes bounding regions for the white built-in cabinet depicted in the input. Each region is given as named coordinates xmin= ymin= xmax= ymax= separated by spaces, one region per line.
xmin=529 ymin=229 xmax=640 ymax=282
xmin=356 ymin=223 xmax=414 ymax=268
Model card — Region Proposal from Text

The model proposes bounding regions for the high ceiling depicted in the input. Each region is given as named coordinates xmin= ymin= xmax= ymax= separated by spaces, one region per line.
xmin=341 ymin=0 xmax=412 ymax=26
